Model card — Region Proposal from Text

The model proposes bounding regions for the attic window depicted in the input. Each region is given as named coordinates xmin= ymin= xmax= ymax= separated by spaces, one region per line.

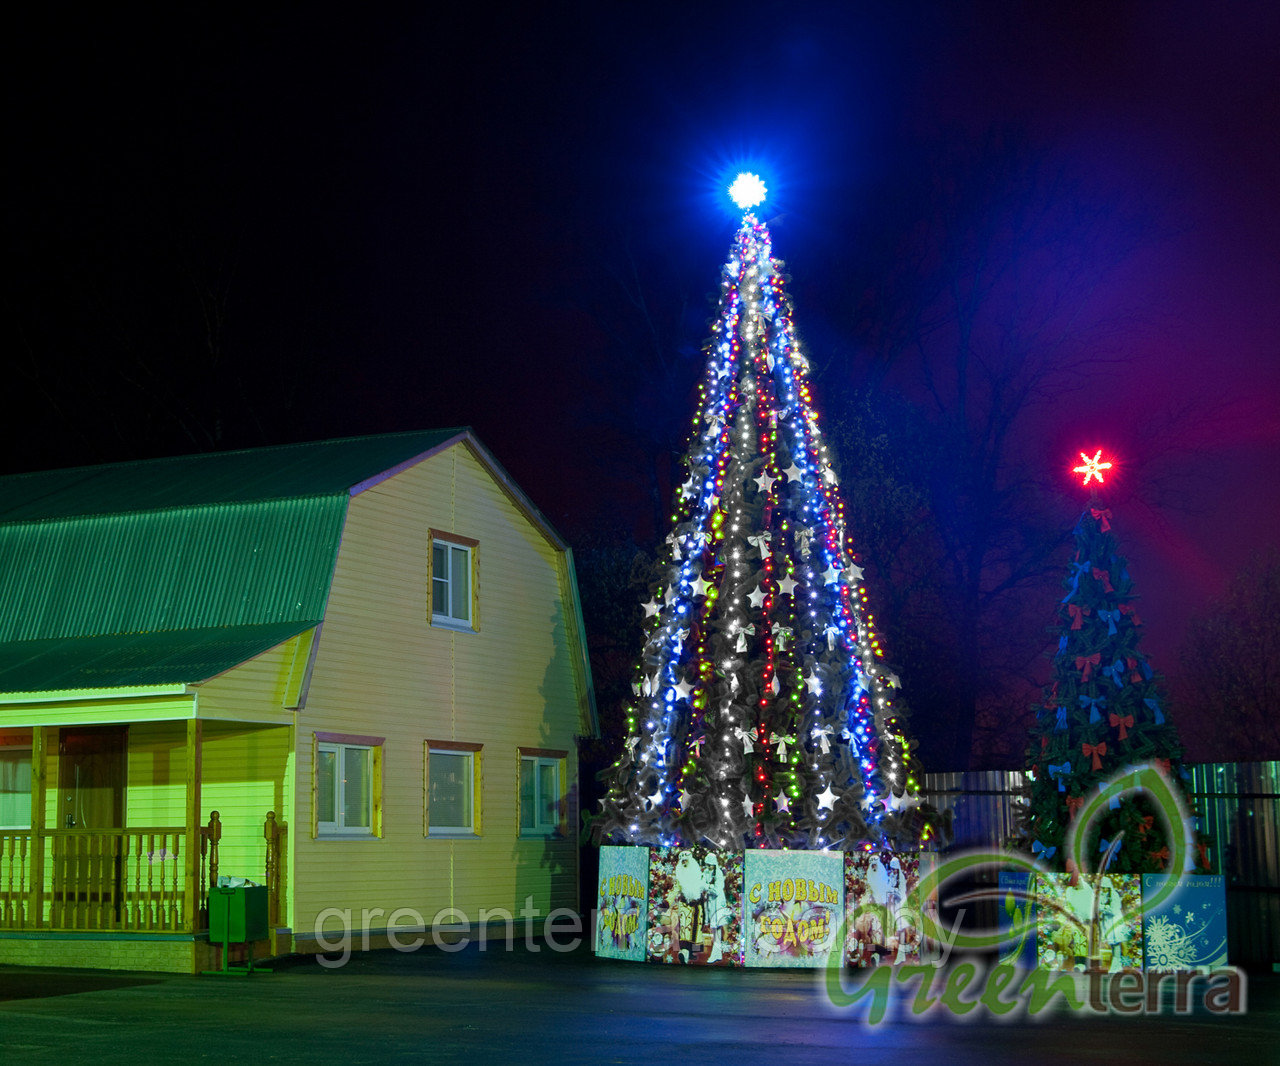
xmin=430 ymin=530 xmax=478 ymax=630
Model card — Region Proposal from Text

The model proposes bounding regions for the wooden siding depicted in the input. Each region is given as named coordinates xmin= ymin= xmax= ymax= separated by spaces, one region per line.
xmin=127 ymin=721 xmax=186 ymax=827
xmin=192 ymin=630 xmax=312 ymax=726
xmin=201 ymin=721 xmax=292 ymax=895
xmin=0 ymin=695 xmax=194 ymax=730
xmin=291 ymin=443 xmax=586 ymax=939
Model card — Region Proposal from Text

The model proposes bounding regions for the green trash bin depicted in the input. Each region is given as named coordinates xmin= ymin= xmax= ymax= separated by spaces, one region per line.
xmin=205 ymin=884 xmax=270 ymax=976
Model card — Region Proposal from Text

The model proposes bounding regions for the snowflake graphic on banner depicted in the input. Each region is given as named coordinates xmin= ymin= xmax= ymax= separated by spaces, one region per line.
xmin=1144 ymin=915 xmax=1202 ymax=970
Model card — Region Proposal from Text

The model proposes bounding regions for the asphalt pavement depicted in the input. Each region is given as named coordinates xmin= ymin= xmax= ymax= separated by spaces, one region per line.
xmin=1 ymin=940 xmax=1276 ymax=1065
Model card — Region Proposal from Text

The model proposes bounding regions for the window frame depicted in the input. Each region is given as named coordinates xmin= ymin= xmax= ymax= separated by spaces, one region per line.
xmin=0 ymin=743 xmax=33 ymax=830
xmin=313 ymin=733 xmax=384 ymax=838
xmin=429 ymin=529 xmax=479 ymax=631
xmin=425 ymin=740 xmax=482 ymax=837
xmin=518 ymin=747 xmax=566 ymax=838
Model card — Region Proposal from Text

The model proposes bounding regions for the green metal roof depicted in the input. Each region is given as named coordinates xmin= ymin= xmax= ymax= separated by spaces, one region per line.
xmin=0 ymin=430 xmax=470 ymax=692
xmin=0 ymin=496 xmax=349 ymax=643
xmin=0 ymin=428 xmax=466 ymax=523
xmin=0 ymin=624 xmax=316 ymax=693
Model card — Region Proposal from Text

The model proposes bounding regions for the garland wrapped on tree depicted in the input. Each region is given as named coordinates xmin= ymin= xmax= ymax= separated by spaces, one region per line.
xmin=1023 ymin=451 xmax=1212 ymax=875
xmin=592 ymin=174 xmax=942 ymax=853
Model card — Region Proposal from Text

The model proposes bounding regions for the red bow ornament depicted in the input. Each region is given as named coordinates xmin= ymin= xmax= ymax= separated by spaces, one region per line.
xmin=1065 ymin=795 xmax=1085 ymax=820
xmin=1149 ymin=846 xmax=1171 ymax=868
xmin=1091 ymin=566 xmax=1115 ymax=593
xmin=1067 ymin=604 xmax=1088 ymax=629
xmin=1090 ymin=507 xmax=1112 ymax=531
xmin=1076 ymin=653 xmax=1101 ymax=681
xmin=1155 ymin=757 xmax=1172 ymax=776
xmin=1109 ymin=712 xmax=1134 ymax=740
xmin=1082 ymin=741 xmax=1107 ymax=771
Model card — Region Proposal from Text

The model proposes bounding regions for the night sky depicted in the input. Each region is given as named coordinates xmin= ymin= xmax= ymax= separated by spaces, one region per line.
xmin=5 ymin=3 xmax=1278 ymax=741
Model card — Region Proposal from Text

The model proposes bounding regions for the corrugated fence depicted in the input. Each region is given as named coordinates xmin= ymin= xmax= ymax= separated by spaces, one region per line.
xmin=920 ymin=762 xmax=1280 ymax=968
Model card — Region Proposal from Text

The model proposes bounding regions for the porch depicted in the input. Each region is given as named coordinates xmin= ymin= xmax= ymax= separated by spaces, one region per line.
xmin=0 ymin=718 xmax=291 ymax=970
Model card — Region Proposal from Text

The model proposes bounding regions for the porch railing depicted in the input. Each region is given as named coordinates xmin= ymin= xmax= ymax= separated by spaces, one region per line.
xmin=51 ymin=827 xmax=188 ymax=930
xmin=0 ymin=831 xmax=31 ymax=928
xmin=0 ymin=827 xmax=189 ymax=931
xmin=0 ymin=811 xmax=281 ymax=935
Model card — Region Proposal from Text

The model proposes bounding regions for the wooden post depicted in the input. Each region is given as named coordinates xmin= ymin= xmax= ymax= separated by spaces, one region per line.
xmin=183 ymin=719 xmax=202 ymax=933
xmin=264 ymin=811 xmax=277 ymax=928
xmin=203 ymin=810 xmax=221 ymax=919
xmin=28 ymin=727 xmax=47 ymax=929
xmin=264 ymin=810 xmax=288 ymax=956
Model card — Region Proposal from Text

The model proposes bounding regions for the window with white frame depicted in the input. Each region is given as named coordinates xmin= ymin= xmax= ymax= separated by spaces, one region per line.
xmin=315 ymin=736 xmax=381 ymax=836
xmin=426 ymin=743 xmax=479 ymax=834
xmin=431 ymin=532 xmax=475 ymax=628
xmin=0 ymin=746 xmax=32 ymax=829
xmin=519 ymin=750 xmax=564 ymax=835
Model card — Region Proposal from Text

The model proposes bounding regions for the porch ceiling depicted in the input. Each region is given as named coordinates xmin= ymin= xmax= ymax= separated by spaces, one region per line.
xmin=0 ymin=622 xmax=315 ymax=694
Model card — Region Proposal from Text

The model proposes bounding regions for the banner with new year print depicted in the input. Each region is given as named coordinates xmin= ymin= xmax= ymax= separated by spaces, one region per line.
xmin=742 ymin=850 xmax=843 ymax=967
xmin=595 ymin=845 xmax=650 ymax=961
xmin=647 ymin=846 xmax=744 ymax=965
xmin=1035 ymin=873 xmax=1143 ymax=972
xmin=845 ymin=851 xmax=929 ymax=966
xmin=1142 ymin=874 xmax=1228 ymax=970
xmin=997 ymin=870 xmax=1038 ymax=968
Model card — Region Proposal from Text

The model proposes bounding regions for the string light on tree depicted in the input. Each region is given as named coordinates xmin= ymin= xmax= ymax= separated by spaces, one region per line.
xmin=592 ymin=173 xmax=941 ymax=852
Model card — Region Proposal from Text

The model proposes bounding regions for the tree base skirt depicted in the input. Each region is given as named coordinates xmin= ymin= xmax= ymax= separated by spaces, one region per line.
xmin=593 ymin=843 xmax=934 ymax=968
xmin=594 ymin=848 xmax=1230 ymax=971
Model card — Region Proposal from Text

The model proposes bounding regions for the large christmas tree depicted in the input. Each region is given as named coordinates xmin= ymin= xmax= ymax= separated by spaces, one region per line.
xmin=1023 ymin=451 xmax=1210 ymax=875
xmin=593 ymin=175 xmax=934 ymax=853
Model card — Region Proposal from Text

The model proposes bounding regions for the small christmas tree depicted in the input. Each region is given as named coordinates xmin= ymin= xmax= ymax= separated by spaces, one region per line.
xmin=593 ymin=175 xmax=938 ymax=853
xmin=1023 ymin=451 xmax=1210 ymax=874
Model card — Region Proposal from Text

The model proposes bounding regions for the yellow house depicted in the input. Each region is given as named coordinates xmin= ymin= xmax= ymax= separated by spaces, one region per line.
xmin=0 ymin=429 xmax=596 ymax=972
